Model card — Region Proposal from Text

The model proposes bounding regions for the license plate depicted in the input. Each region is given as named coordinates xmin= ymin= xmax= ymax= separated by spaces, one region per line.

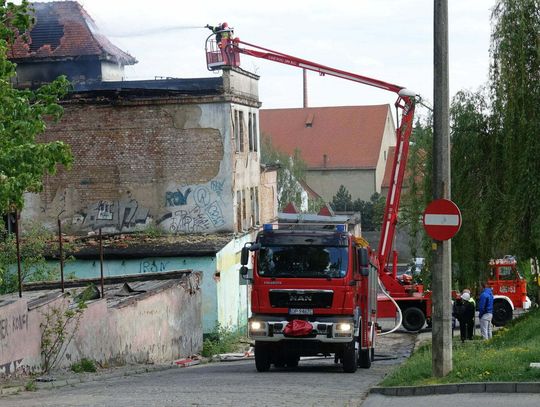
xmin=289 ymin=308 xmax=313 ymax=315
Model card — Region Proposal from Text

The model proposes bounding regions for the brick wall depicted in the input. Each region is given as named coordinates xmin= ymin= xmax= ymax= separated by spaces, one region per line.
xmin=26 ymin=98 xmax=233 ymax=234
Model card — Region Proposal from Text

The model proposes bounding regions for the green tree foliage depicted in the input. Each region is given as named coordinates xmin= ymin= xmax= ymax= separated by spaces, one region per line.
xmin=489 ymin=0 xmax=540 ymax=260
xmin=331 ymin=185 xmax=352 ymax=211
xmin=450 ymin=89 xmax=493 ymax=286
xmin=260 ymin=134 xmax=307 ymax=211
xmin=331 ymin=185 xmax=385 ymax=231
xmin=0 ymin=0 xmax=72 ymax=213
xmin=403 ymin=1 xmax=540 ymax=291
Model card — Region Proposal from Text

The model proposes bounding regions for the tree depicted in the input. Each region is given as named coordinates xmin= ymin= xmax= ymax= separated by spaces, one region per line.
xmin=0 ymin=0 xmax=72 ymax=214
xmin=260 ymin=134 xmax=307 ymax=211
xmin=330 ymin=185 xmax=352 ymax=212
xmin=489 ymin=0 xmax=540 ymax=261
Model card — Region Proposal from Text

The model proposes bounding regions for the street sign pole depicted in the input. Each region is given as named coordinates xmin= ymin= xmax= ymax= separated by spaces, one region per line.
xmin=433 ymin=0 xmax=452 ymax=377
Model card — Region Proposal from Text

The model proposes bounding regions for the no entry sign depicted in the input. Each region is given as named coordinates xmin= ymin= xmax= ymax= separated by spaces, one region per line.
xmin=422 ymin=199 xmax=462 ymax=241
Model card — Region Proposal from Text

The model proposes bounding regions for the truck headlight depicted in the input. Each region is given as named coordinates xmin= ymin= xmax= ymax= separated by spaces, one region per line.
xmin=250 ymin=321 xmax=264 ymax=330
xmin=336 ymin=322 xmax=352 ymax=332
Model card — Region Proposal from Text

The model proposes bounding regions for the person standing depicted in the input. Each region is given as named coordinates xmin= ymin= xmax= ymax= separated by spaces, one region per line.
xmin=460 ymin=292 xmax=476 ymax=340
xmin=478 ymin=282 xmax=494 ymax=339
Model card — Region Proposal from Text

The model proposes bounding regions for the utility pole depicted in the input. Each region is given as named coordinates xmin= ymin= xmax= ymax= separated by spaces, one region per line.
xmin=432 ymin=0 xmax=452 ymax=377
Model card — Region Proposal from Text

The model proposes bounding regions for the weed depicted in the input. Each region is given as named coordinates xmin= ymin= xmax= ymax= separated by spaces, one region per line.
xmin=40 ymin=299 xmax=86 ymax=374
xmin=71 ymin=358 xmax=97 ymax=373
xmin=24 ymin=380 xmax=36 ymax=392
xmin=201 ymin=323 xmax=247 ymax=358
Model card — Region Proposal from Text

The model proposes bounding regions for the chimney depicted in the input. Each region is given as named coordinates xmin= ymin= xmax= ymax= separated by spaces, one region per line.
xmin=303 ymin=69 xmax=308 ymax=108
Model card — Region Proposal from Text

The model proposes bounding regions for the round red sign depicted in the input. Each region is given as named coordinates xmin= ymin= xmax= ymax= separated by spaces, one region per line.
xmin=422 ymin=199 xmax=462 ymax=241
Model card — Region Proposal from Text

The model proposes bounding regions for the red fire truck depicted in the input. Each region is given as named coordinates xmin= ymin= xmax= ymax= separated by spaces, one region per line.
xmin=488 ymin=256 xmax=532 ymax=326
xmin=206 ymin=24 xmax=431 ymax=371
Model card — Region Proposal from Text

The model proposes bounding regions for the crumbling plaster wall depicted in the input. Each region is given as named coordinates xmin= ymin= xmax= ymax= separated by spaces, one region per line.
xmin=0 ymin=273 xmax=202 ymax=377
xmin=23 ymin=101 xmax=235 ymax=235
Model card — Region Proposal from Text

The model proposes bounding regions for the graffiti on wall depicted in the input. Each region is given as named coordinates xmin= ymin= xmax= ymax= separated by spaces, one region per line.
xmin=0 ymin=310 xmax=28 ymax=341
xmin=74 ymin=199 xmax=150 ymax=231
xmin=0 ymin=305 xmax=29 ymax=375
xmin=165 ymin=188 xmax=192 ymax=207
xmin=157 ymin=181 xmax=226 ymax=234
xmin=139 ymin=259 xmax=170 ymax=273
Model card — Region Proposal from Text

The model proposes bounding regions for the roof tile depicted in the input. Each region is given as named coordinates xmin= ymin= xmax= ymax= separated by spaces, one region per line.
xmin=260 ymin=105 xmax=391 ymax=169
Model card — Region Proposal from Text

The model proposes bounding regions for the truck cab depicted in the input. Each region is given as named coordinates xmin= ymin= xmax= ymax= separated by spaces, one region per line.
xmin=241 ymin=223 xmax=377 ymax=373
xmin=488 ymin=256 xmax=531 ymax=326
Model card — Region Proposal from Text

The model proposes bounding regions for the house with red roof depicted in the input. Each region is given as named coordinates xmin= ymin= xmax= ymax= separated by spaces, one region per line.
xmin=259 ymin=104 xmax=397 ymax=203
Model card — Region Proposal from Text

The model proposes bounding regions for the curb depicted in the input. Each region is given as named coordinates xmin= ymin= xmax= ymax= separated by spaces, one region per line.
xmin=370 ymin=382 xmax=540 ymax=396
xmin=0 ymin=363 xmax=177 ymax=397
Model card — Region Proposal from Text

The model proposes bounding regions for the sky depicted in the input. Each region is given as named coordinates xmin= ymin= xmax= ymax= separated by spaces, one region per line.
xmin=36 ymin=0 xmax=495 ymax=111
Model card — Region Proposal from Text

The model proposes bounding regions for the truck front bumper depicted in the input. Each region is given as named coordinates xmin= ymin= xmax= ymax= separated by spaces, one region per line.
xmin=248 ymin=316 xmax=356 ymax=343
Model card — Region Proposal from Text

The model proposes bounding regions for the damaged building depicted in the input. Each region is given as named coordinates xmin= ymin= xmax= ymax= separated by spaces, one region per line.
xmin=7 ymin=1 xmax=277 ymax=334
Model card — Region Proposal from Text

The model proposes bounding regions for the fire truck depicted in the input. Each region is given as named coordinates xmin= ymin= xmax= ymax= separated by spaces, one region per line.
xmin=488 ymin=256 xmax=532 ymax=326
xmin=205 ymin=24 xmax=430 ymax=371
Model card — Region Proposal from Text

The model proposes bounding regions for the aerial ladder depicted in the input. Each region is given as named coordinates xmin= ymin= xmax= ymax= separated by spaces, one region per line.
xmin=206 ymin=26 xmax=431 ymax=331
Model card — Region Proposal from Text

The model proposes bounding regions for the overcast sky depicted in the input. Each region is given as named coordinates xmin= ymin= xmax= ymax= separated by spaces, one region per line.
xmin=37 ymin=0 xmax=495 ymax=110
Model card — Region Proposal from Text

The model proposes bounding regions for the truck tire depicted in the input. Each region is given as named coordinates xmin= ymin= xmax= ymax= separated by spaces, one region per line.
xmin=492 ymin=300 xmax=513 ymax=326
xmin=402 ymin=307 xmax=426 ymax=331
xmin=359 ymin=348 xmax=371 ymax=368
xmin=342 ymin=340 xmax=358 ymax=373
xmin=255 ymin=342 xmax=271 ymax=372
xmin=285 ymin=354 xmax=299 ymax=368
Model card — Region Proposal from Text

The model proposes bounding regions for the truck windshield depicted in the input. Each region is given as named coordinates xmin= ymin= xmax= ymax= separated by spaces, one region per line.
xmin=257 ymin=245 xmax=348 ymax=278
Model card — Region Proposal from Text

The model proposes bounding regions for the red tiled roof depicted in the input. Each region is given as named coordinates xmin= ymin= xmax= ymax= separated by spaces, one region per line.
xmin=9 ymin=1 xmax=136 ymax=65
xmin=259 ymin=105 xmax=392 ymax=169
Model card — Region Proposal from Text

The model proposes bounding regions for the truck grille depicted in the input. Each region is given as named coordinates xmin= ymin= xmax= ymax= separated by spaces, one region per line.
xmin=269 ymin=290 xmax=333 ymax=309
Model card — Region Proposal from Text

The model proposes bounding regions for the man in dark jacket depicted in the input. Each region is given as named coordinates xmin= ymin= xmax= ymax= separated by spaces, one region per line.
xmin=453 ymin=294 xmax=476 ymax=342
xmin=478 ymin=282 xmax=494 ymax=339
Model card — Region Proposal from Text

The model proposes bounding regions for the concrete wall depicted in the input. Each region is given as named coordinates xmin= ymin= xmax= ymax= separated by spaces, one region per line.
xmin=0 ymin=273 xmax=202 ymax=377
xmin=215 ymin=233 xmax=255 ymax=331
xmin=306 ymin=169 xmax=376 ymax=202
xmin=52 ymin=257 xmax=218 ymax=333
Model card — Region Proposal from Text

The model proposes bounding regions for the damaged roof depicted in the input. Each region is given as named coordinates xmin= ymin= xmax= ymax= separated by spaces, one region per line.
xmin=9 ymin=1 xmax=137 ymax=65
xmin=56 ymin=233 xmax=236 ymax=259
xmin=0 ymin=270 xmax=199 ymax=310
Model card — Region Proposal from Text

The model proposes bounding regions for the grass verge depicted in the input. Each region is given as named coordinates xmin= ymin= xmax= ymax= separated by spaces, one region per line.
xmin=381 ymin=307 xmax=540 ymax=386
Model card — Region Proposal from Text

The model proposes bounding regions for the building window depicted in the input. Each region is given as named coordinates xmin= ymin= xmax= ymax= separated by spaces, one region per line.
xmin=248 ymin=113 xmax=253 ymax=152
xmin=239 ymin=110 xmax=245 ymax=152
xmin=236 ymin=190 xmax=242 ymax=232
xmin=254 ymin=187 xmax=259 ymax=225
xmin=253 ymin=113 xmax=258 ymax=152
xmin=234 ymin=110 xmax=240 ymax=152
xmin=242 ymin=189 xmax=247 ymax=230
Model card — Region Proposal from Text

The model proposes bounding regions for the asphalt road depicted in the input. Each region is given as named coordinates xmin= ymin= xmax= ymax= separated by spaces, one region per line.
xmin=2 ymin=332 xmax=416 ymax=407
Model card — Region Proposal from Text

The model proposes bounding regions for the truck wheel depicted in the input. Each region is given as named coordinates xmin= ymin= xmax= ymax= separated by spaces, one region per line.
xmin=255 ymin=342 xmax=271 ymax=372
xmin=342 ymin=340 xmax=358 ymax=373
xmin=359 ymin=348 xmax=371 ymax=368
xmin=402 ymin=307 xmax=426 ymax=331
xmin=286 ymin=354 xmax=299 ymax=368
xmin=492 ymin=301 xmax=513 ymax=326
